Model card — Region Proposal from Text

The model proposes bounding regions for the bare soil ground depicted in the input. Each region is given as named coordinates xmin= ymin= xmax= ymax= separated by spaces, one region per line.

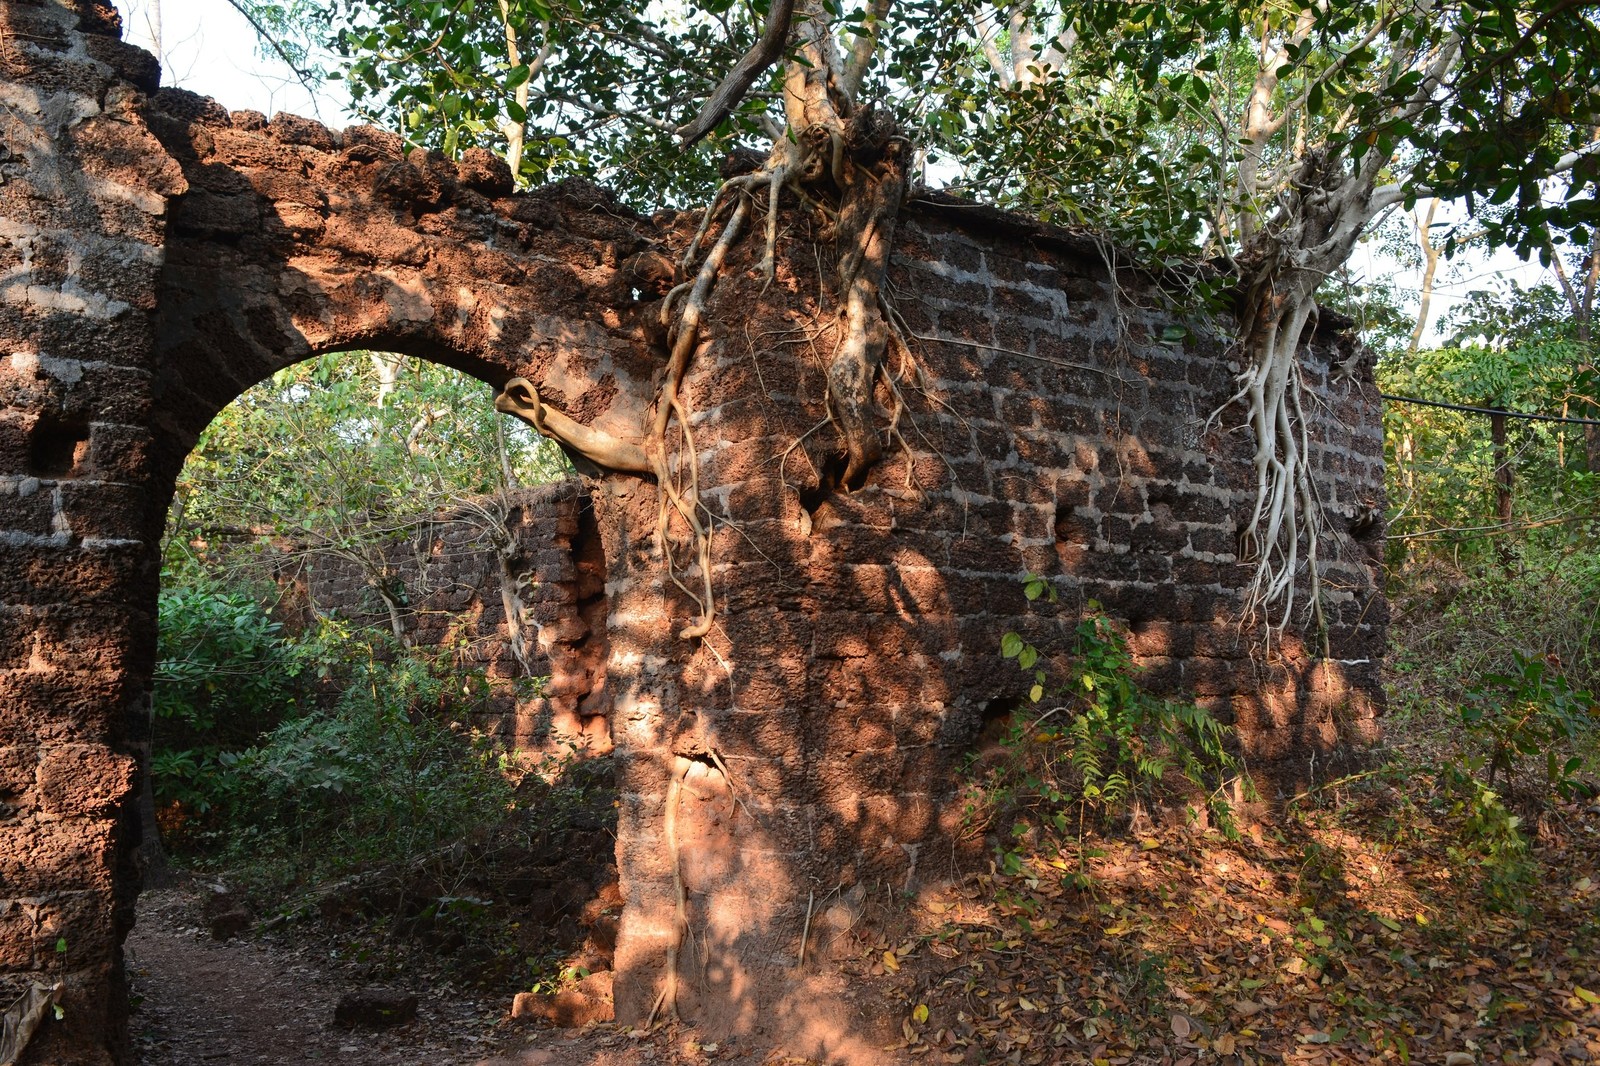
xmin=124 ymin=882 xmax=857 ymax=1066
xmin=125 ymin=884 xmax=687 ymax=1066
xmin=128 ymin=882 xmax=499 ymax=1065
xmin=126 ymin=766 xmax=1600 ymax=1066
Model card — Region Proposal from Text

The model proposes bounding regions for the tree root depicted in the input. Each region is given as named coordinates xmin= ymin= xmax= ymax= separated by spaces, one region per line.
xmin=1213 ymin=275 xmax=1329 ymax=648
xmin=640 ymin=112 xmax=908 ymax=638
xmin=493 ymin=378 xmax=651 ymax=474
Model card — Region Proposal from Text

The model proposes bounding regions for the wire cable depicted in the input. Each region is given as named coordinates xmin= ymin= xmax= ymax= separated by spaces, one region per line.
xmin=1380 ymin=392 xmax=1600 ymax=427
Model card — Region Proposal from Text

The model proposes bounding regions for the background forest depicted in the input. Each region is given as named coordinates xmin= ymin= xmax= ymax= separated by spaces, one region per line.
xmin=130 ymin=0 xmax=1600 ymax=1056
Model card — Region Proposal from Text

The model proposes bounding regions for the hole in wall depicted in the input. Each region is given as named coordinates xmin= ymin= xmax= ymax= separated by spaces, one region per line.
xmin=27 ymin=418 xmax=90 ymax=477
xmin=798 ymin=451 xmax=851 ymax=515
xmin=978 ymin=696 xmax=1021 ymax=746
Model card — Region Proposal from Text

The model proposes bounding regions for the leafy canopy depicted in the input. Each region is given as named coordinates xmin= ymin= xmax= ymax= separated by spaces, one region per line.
xmin=297 ymin=0 xmax=1600 ymax=273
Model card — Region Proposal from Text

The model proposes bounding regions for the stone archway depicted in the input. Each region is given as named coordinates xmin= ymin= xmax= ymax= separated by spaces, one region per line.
xmin=2 ymin=2 xmax=1391 ymax=1062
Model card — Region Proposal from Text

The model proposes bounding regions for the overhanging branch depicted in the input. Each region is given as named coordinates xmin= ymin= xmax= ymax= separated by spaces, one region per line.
xmin=676 ymin=0 xmax=797 ymax=146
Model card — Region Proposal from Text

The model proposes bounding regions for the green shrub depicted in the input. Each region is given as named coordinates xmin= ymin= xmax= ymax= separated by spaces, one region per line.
xmin=1436 ymin=765 xmax=1534 ymax=907
xmin=1463 ymin=650 xmax=1599 ymax=798
xmin=1388 ymin=548 xmax=1600 ymax=715
xmin=983 ymin=585 xmax=1243 ymax=880
xmin=150 ymin=584 xmax=309 ymax=818
xmin=151 ymin=579 xmax=522 ymax=893
xmin=221 ymin=652 xmax=513 ymax=876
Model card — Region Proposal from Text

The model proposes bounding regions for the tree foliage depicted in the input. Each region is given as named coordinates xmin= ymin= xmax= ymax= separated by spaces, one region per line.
xmin=292 ymin=0 xmax=1600 ymax=638
xmin=168 ymin=353 xmax=567 ymax=596
xmin=1383 ymin=276 xmax=1600 ymax=559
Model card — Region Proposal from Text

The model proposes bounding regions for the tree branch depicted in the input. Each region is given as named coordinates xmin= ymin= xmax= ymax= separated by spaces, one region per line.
xmin=676 ymin=0 xmax=798 ymax=146
xmin=974 ymin=8 xmax=1011 ymax=87
xmin=219 ymin=0 xmax=325 ymax=114
xmin=842 ymin=0 xmax=892 ymax=101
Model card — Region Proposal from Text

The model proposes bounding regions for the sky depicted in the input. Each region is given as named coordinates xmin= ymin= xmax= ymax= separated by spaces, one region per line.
xmin=117 ymin=0 xmax=352 ymax=123
xmin=112 ymin=0 xmax=1558 ymax=350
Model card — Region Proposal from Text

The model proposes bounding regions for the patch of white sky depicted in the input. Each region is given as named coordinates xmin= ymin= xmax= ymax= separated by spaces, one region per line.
xmin=115 ymin=0 xmax=1560 ymax=351
xmin=116 ymin=0 xmax=352 ymax=124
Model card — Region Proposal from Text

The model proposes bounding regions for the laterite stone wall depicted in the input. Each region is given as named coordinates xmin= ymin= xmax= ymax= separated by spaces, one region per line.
xmin=278 ymin=482 xmax=613 ymax=752
xmin=597 ymin=198 xmax=1386 ymax=1042
xmin=0 ymin=1 xmax=179 ymax=1061
xmin=0 ymin=2 xmax=1385 ymax=1059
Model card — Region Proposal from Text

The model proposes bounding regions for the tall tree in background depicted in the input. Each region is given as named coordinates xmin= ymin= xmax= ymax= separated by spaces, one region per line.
xmin=301 ymin=0 xmax=1600 ymax=638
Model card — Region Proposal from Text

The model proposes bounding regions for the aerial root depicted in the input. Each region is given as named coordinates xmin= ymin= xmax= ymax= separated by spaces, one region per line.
xmin=1211 ymin=290 xmax=1327 ymax=645
xmin=652 ymin=195 xmax=750 ymax=640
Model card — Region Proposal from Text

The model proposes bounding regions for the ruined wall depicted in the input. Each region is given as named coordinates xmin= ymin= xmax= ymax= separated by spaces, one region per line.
xmin=278 ymin=481 xmax=612 ymax=751
xmin=0 ymin=2 xmax=180 ymax=1061
xmin=598 ymin=199 xmax=1386 ymax=1041
xmin=0 ymin=3 xmax=1386 ymax=1060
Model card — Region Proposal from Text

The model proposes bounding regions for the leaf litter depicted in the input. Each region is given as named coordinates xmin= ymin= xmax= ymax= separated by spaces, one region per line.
xmin=863 ymin=778 xmax=1600 ymax=1065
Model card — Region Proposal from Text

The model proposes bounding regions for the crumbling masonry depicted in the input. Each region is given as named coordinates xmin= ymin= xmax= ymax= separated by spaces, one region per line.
xmin=0 ymin=1 xmax=1387 ymax=1060
xmin=273 ymin=483 xmax=615 ymax=753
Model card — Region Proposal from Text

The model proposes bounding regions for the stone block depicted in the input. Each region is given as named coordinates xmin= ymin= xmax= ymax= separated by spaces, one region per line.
xmin=37 ymin=744 xmax=136 ymax=818
xmin=511 ymin=971 xmax=614 ymax=1027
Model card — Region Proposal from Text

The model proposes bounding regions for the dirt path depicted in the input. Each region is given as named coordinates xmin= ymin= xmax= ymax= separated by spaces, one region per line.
xmin=123 ymin=885 xmax=750 ymax=1066
xmin=126 ymin=885 xmax=510 ymax=1065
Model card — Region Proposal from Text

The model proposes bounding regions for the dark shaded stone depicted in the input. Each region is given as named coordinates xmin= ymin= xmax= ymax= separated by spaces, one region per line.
xmin=332 ymin=988 xmax=418 ymax=1029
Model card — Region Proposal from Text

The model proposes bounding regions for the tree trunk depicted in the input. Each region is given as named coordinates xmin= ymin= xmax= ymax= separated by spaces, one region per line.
xmin=1407 ymin=198 xmax=1441 ymax=356
xmin=1490 ymin=406 xmax=1513 ymax=567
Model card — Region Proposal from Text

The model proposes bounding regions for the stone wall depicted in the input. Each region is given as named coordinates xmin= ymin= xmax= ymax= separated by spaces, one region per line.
xmin=596 ymin=198 xmax=1386 ymax=1041
xmin=0 ymin=2 xmax=180 ymax=1061
xmin=0 ymin=3 xmax=1386 ymax=1060
xmin=276 ymin=482 xmax=612 ymax=752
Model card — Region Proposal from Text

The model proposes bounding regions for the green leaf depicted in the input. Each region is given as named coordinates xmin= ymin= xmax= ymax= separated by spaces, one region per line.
xmin=1001 ymin=632 xmax=1024 ymax=659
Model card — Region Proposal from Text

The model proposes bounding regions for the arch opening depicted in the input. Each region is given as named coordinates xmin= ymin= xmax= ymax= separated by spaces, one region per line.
xmin=133 ymin=349 xmax=621 ymax=1038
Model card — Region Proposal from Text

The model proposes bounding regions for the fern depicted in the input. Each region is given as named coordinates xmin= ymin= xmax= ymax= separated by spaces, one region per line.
xmin=991 ymin=591 xmax=1247 ymax=869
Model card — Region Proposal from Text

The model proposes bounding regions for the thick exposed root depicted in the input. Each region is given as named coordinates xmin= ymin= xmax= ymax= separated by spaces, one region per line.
xmin=1215 ymin=281 xmax=1328 ymax=647
xmin=827 ymin=137 xmax=906 ymax=484
xmin=494 ymin=378 xmax=651 ymax=473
